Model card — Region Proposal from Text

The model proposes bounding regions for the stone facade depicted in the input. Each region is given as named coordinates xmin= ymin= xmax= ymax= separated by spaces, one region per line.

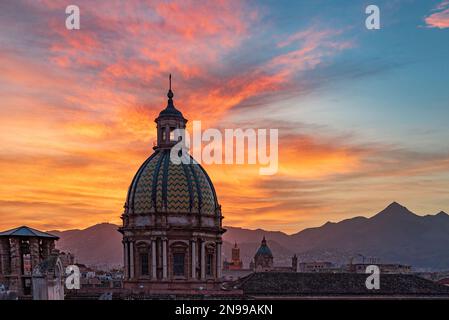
xmin=32 ymin=254 xmax=64 ymax=300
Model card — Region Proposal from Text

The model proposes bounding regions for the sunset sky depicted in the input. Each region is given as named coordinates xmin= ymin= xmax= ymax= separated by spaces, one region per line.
xmin=1 ymin=0 xmax=449 ymax=233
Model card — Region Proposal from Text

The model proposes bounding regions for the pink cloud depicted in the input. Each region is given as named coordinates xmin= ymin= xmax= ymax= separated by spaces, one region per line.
xmin=425 ymin=1 xmax=449 ymax=28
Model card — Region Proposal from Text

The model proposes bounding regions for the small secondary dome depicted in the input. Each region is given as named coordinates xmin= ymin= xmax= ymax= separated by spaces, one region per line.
xmin=255 ymin=236 xmax=273 ymax=257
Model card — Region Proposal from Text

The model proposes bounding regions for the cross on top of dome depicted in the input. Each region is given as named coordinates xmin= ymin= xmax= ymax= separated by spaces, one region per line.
xmin=167 ymin=73 xmax=173 ymax=99
xmin=158 ymin=74 xmax=184 ymax=118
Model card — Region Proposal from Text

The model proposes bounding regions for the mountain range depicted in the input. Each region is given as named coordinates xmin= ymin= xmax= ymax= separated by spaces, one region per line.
xmin=48 ymin=202 xmax=449 ymax=271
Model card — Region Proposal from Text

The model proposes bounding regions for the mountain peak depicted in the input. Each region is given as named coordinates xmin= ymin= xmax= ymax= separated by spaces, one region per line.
xmin=387 ymin=201 xmax=404 ymax=209
xmin=374 ymin=201 xmax=416 ymax=219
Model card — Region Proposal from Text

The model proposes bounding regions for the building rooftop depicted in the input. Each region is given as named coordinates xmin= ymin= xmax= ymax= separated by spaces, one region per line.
xmin=232 ymin=272 xmax=449 ymax=297
xmin=0 ymin=226 xmax=59 ymax=239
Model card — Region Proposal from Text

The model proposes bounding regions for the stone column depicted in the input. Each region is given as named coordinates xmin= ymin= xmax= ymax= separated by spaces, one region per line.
xmin=216 ymin=242 xmax=222 ymax=279
xmin=0 ymin=238 xmax=11 ymax=275
xmin=9 ymin=238 xmax=22 ymax=294
xmin=151 ymin=240 xmax=157 ymax=280
xmin=165 ymin=126 xmax=170 ymax=143
xmin=10 ymin=238 xmax=21 ymax=275
xmin=200 ymin=241 xmax=206 ymax=280
xmin=47 ymin=240 xmax=56 ymax=257
xmin=41 ymin=240 xmax=50 ymax=259
xmin=123 ymin=241 xmax=128 ymax=280
xmin=191 ymin=240 xmax=196 ymax=279
xmin=162 ymin=238 xmax=167 ymax=279
xmin=129 ymin=241 xmax=135 ymax=279
xmin=29 ymin=238 xmax=40 ymax=272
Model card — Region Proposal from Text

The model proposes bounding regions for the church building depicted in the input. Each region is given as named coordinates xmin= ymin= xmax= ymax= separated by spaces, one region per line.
xmin=119 ymin=77 xmax=226 ymax=295
xmin=253 ymin=236 xmax=274 ymax=272
xmin=223 ymin=242 xmax=243 ymax=270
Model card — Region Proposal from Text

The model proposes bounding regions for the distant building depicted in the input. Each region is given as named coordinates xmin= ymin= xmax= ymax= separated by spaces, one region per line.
xmin=251 ymin=237 xmax=297 ymax=273
xmin=229 ymin=272 xmax=449 ymax=299
xmin=253 ymin=237 xmax=274 ymax=272
xmin=222 ymin=268 xmax=253 ymax=281
xmin=292 ymin=254 xmax=298 ymax=272
xmin=222 ymin=242 xmax=252 ymax=281
xmin=0 ymin=226 xmax=60 ymax=298
xmin=298 ymin=262 xmax=334 ymax=273
xmin=78 ymin=267 xmax=122 ymax=289
xmin=223 ymin=242 xmax=243 ymax=270
xmin=437 ymin=278 xmax=449 ymax=287
xmin=348 ymin=263 xmax=411 ymax=274
xmin=231 ymin=242 xmax=243 ymax=269
xmin=58 ymin=251 xmax=75 ymax=269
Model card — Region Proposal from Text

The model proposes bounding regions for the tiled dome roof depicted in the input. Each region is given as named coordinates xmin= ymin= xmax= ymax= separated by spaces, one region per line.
xmin=125 ymin=149 xmax=219 ymax=215
xmin=255 ymin=237 xmax=273 ymax=257
xmin=255 ymin=245 xmax=273 ymax=257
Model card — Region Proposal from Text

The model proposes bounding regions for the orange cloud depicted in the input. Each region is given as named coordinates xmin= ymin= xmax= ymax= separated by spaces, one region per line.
xmin=3 ymin=1 xmax=448 ymax=234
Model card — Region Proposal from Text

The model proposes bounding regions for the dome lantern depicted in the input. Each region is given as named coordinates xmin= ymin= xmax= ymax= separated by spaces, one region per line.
xmin=154 ymin=74 xmax=187 ymax=149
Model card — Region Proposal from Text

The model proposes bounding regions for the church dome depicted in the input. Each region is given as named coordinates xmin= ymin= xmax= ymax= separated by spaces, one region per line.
xmin=120 ymin=76 xmax=224 ymax=292
xmin=125 ymin=149 xmax=219 ymax=215
xmin=255 ymin=237 xmax=273 ymax=257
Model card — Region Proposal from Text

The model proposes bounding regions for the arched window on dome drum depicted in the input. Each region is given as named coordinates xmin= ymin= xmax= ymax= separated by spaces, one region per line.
xmin=136 ymin=242 xmax=150 ymax=277
xmin=205 ymin=244 xmax=215 ymax=277
xmin=140 ymin=253 xmax=149 ymax=276
xmin=206 ymin=253 xmax=214 ymax=276
xmin=170 ymin=242 xmax=188 ymax=278
xmin=162 ymin=128 xmax=167 ymax=141
xmin=173 ymin=253 xmax=185 ymax=276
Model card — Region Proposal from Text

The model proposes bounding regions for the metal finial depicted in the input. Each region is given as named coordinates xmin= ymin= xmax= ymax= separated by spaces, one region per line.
xmin=167 ymin=74 xmax=174 ymax=100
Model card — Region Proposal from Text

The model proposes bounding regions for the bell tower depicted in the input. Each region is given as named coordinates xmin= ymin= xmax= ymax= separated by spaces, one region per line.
xmin=154 ymin=74 xmax=187 ymax=149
